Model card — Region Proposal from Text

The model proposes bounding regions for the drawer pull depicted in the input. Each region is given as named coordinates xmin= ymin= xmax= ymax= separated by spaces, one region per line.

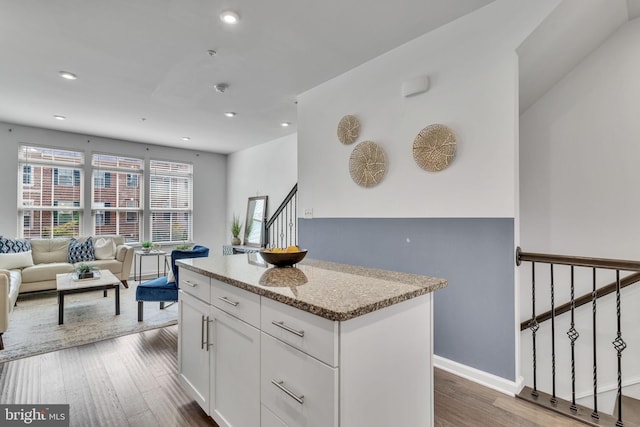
xmin=183 ymin=280 xmax=198 ymax=288
xmin=217 ymin=296 xmax=240 ymax=307
xmin=272 ymin=321 xmax=305 ymax=337
xmin=206 ymin=316 xmax=211 ymax=351
xmin=271 ymin=379 xmax=304 ymax=404
xmin=201 ymin=315 xmax=206 ymax=350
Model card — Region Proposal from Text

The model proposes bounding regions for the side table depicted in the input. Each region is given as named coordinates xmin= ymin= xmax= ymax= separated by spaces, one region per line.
xmin=133 ymin=250 xmax=167 ymax=282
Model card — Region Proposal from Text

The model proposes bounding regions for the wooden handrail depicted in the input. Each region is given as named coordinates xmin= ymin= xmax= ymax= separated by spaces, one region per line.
xmin=520 ymin=271 xmax=640 ymax=331
xmin=516 ymin=247 xmax=640 ymax=271
xmin=266 ymin=183 xmax=297 ymax=229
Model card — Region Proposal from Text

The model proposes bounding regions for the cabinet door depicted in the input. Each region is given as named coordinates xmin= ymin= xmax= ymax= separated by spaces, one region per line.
xmin=210 ymin=306 xmax=260 ymax=427
xmin=178 ymin=290 xmax=211 ymax=412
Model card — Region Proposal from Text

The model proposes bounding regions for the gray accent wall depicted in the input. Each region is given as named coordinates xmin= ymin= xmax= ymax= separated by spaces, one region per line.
xmin=299 ymin=217 xmax=515 ymax=381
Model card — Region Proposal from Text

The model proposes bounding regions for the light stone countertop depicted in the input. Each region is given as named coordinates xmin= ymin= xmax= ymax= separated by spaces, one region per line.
xmin=177 ymin=254 xmax=447 ymax=321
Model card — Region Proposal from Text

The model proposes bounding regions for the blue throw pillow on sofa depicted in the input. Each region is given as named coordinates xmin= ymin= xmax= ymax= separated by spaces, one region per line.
xmin=0 ymin=236 xmax=31 ymax=253
xmin=67 ymin=237 xmax=95 ymax=263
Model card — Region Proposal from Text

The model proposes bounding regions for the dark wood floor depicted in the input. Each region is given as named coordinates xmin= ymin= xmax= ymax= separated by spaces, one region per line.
xmin=0 ymin=325 xmax=584 ymax=427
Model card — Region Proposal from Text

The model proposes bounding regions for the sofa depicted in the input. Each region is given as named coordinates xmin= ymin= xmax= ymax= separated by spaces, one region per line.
xmin=0 ymin=235 xmax=134 ymax=350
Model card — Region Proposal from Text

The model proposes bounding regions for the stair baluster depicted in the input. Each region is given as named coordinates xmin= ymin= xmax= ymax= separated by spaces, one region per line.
xmin=592 ymin=268 xmax=599 ymax=420
xmin=613 ymin=269 xmax=626 ymax=427
xmin=550 ymin=264 xmax=557 ymax=405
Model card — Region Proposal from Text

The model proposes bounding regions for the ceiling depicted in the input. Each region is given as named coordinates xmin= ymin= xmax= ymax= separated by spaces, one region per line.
xmin=0 ymin=0 xmax=494 ymax=154
xmin=518 ymin=0 xmax=640 ymax=114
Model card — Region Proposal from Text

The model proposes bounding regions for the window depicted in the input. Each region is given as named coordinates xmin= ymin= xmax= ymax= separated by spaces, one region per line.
xmin=18 ymin=145 xmax=84 ymax=238
xmin=92 ymin=154 xmax=143 ymax=242
xmin=126 ymin=174 xmax=138 ymax=188
xmin=22 ymin=166 xmax=32 ymax=185
xmin=150 ymin=159 xmax=193 ymax=243
xmin=94 ymin=171 xmax=111 ymax=188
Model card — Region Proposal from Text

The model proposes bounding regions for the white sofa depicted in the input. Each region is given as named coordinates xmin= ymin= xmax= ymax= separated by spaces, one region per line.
xmin=0 ymin=235 xmax=134 ymax=350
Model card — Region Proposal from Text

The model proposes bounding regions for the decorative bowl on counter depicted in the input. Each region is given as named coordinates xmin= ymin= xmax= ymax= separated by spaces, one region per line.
xmin=259 ymin=247 xmax=308 ymax=267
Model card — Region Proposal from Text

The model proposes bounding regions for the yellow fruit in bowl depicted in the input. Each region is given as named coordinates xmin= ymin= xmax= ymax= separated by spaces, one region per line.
xmin=285 ymin=245 xmax=300 ymax=253
xmin=271 ymin=247 xmax=283 ymax=253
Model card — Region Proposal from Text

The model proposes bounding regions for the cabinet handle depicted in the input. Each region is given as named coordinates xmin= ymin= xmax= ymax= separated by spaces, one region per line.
xmin=271 ymin=321 xmax=305 ymax=337
xmin=201 ymin=315 xmax=206 ymax=350
xmin=183 ymin=280 xmax=197 ymax=288
xmin=271 ymin=379 xmax=304 ymax=404
xmin=217 ymin=296 xmax=239 ymax=307
xmin=206 ymin=316 xmax=211 ymax=351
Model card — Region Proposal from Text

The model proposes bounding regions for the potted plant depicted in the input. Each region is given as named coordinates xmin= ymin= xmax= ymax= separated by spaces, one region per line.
xmin=75 ymin=262 xmax=97 ymax=280
xmin=141 ymin=240 xmax=153 ymax=253
xmin=231 ymin=214 xmax=242 ymax=245
xmin=175 ymin=242 xmax=191 ymax=250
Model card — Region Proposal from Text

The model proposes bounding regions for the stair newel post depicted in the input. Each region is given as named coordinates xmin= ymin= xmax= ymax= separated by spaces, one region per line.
xmin=529 ymin=261 xmax=539 ymax=398
xmin=550 ymin=264 xmax=557 ymax=405
xmin=567 ymin=265 xmax=579 ymax=412
xmin=592 ymin=268 xmax=599 ymax=420
xmin=613 ymin=269 xmax=626 ymax=427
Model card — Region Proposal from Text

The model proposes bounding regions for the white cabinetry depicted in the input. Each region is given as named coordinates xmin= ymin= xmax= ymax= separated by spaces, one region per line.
xmin=178 ymin=265 xmax=435 ymax=427
xmin=178 ymin=272 xmax=261 ymax=427
xmin=178 ymin=285 xmax=211 ymax=411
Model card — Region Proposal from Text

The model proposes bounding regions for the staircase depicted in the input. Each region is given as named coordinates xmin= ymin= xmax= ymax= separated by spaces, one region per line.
xmin=517 ymin=248 xmax=640 ymax=426
xmin=264 ymin=184 xmax=297 ymax=248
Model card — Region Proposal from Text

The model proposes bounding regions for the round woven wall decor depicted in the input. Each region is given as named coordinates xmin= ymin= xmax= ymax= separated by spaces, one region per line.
xmin=412 ymin=124 xmax=457 ymax=172
xmin=349 ymin=141 xmax=386 ymax=188
xmin=337 ymin=114 xmax=360 ymax=144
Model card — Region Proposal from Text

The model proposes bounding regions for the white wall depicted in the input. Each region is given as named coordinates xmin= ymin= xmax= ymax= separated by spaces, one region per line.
xmin=226 ymin=133 xmax=297 ymax=242
xmin=520 ymin=17 xmax=640 ymax=260
xmin=298 ymin=0 xmax=560 ymax=219
xmin=0 ymin=122 xmax=227 ymax=256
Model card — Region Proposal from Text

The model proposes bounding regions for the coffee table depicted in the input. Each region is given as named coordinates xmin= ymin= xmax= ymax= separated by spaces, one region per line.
xmin=56 ymin=269 xmax=121 ymax=325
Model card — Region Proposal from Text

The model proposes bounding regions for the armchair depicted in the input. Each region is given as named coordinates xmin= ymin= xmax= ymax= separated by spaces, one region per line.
xmin=136 ymin=245 xmax=209 ymax=321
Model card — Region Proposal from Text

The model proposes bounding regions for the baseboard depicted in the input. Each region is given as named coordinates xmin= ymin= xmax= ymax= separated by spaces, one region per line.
xmin=433 ymin=355 xmax=524 ymax=396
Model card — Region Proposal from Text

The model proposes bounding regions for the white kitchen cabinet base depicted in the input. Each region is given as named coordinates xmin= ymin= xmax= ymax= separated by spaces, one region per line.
xmin=340 ymin=292 xmax=433 ymax=427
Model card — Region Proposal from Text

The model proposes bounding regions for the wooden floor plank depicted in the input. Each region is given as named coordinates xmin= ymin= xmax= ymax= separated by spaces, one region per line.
xmin=1 ymin=325 xmax=594 ymax=426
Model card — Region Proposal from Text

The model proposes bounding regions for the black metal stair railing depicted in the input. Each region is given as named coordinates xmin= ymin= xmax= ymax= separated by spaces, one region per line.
xmin=264 ymin=184 xmax=297 ymax=249
xmin=516 ymin=248 xmax=640 ymax=426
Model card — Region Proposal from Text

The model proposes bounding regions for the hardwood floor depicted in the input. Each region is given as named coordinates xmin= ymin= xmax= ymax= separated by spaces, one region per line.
xmin=0 ymin=325 xmax=584 ymax=427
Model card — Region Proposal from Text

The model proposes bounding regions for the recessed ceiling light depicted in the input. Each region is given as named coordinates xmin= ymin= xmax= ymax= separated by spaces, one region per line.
xmin=280 ymin=122 xmax=291 ymax=127
xmin=59 ymin=71 xmax=77 ymax=80
xmin=220 ymin=10 xmax=240 ymax=24
xmin=182 ymin=137 xmax=191 ymax=141
xmin=214 ymin=83 xmax=228 ymax=93
xmin=224 ymin=112 xmax=236 ymax=117
xmin=53 ymin=115 xmax=66 ymax=120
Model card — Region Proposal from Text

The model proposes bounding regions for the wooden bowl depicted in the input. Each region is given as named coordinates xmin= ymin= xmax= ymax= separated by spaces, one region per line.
xmin=259 ymin=249 xmax=307 ymax=267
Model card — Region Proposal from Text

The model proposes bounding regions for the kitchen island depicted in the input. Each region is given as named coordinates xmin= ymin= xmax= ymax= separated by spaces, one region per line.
xmin=176 ymin=254 xmax=446 ymax=427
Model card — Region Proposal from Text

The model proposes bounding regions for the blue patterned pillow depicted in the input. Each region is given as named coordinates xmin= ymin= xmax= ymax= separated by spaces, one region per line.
xmin=0 ymin=236 xmax=31 ymax=253
xmin=67 ymin=237 xmax=95 ymax=263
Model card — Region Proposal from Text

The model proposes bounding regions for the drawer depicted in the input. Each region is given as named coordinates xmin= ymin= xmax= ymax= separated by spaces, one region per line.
xmin=261 ymin=297 xmax=338 ymax=366
xmin=211 ymin=279 xmax=260 ymax=328
xmin=179 ymin=268 xmax=211 ymax=303
xmin=261 ymin=333 xmax=338 ymax=427
xmin=261 ymin=405 xmax=288 ymax=427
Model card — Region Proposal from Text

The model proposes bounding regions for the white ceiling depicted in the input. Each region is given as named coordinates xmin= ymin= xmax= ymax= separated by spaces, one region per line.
xmin=0 ymin=0 xmax=494 ymax=154
xmin=518 ymin=0 xmax=639 ymax=114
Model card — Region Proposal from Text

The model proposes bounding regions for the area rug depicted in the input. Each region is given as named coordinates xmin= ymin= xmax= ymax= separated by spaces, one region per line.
xmin=0 ymin=282 xmax=177 ymax=363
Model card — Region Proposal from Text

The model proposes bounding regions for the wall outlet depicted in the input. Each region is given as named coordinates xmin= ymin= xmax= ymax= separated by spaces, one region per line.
xmin=303 ymin=208 xmax=313 ymax=219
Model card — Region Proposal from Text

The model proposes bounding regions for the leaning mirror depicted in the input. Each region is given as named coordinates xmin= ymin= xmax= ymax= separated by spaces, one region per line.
xmin=244 ymin=196 xmax=268 ymax=247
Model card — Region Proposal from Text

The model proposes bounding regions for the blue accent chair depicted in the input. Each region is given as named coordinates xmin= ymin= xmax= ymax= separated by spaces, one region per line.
xmin=136 ymin=245 xmax=209 ymax=321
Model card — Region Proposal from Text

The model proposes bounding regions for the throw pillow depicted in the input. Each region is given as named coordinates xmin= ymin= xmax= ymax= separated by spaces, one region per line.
xmin=167 ymin=267 xmax=175 ymax=284
xmin=94 ymin=237 xmax=116 ymax=260
xmin=67 ymin=237 xmax=95 ymax=263
xmin=0 ymin=236 xmax=31 ymax=253
xmin=0 ymin=250 xmax=34 ymax=270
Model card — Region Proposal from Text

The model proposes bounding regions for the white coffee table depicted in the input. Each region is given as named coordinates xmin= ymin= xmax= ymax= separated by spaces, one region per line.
xmin=56 ymin=269 xmax=121 ymax=325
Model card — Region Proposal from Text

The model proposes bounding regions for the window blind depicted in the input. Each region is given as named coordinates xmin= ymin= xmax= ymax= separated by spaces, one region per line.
xmin=149 ymin=159 xmax=193 ymax=243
